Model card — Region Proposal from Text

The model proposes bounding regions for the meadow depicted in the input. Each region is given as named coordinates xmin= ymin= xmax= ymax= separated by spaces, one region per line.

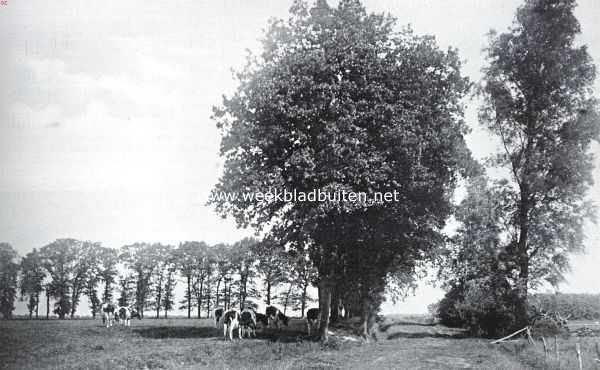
xmin=5 ymin=315 xmax=594 ymax=370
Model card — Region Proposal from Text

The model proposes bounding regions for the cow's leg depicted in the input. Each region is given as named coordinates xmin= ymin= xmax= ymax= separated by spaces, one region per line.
xmin=238 ymin=326 xmax=242 ymax=340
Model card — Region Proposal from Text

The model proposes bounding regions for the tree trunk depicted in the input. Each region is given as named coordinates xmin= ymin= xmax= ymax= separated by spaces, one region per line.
xmin=206 ymin=286 xmax=211 ymax=318
xmin=359 ymin=293 xmax=372 ymax=339
xmin=156 ymin=288 xmax=162 ymax=319
xmin=330 ymin=287 xmax=340 ymax=323
xmin=266 ymin=280 xmax=271 ymax=306
xmin=283 ymin=283 xmax=293 ymax=314
xmin=301 ymin=279 xmax=308 ymax=318
xmin=515 ymin=189 xmax=531 ymax=329
xmin=223 ymin=280 xmax=228 ymax=310
xmin=318 ymin=277 xmax=333 ymax=343
xmin=215 ymin=278 xmax=221 ymax=308
xmin=46 ymin=291 xmax=50 ymax=319
xmin=199 ymin=278 xmax=205 ymax=318
xmin=187 ymin=275 xmax=191 ymax=319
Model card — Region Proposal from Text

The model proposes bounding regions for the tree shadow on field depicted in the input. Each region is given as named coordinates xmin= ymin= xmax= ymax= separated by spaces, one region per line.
xmin=386 ymin=331 xmax=467 ymax=340
xmin=254 ymin=328 xmax=308 ymax=343
xmin=136 ymin=326 xmax=222 ymax=339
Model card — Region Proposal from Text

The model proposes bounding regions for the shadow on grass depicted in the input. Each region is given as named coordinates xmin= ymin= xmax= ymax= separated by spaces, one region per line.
xmin=135 ymin=325 xmax=312 ymax=343
xmin=136 ymin=326 xmax=222 ymax=339
xmin=387 ymin=331 xmax=467 ymax=340
xmin=254 ymin=328 xmax=310 ymax=343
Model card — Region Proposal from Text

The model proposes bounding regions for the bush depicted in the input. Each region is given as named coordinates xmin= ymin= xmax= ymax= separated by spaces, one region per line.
xmin=435 ymin=276 xmax=519 ymax=338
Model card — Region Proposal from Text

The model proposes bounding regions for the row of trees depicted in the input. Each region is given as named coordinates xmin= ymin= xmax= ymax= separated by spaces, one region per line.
xmin=209 ymin=0 xmax=599 ymax=341
xmin=0 ymin=238 xmax=317 ymax=320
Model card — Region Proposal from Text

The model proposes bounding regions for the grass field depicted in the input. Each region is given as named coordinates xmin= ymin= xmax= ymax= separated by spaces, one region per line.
xmin=2 ymin=315 xmax=598 ymax=369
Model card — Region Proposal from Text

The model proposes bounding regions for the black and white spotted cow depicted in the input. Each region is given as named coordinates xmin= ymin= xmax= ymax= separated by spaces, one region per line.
xmin=255 ymin=312 xmax=269 ymax=329
xmin=116 ymin=306 xmax=141 ymax=327
xmin=101 ymin=303 xmax=116 ymax=328
xmin=239 ymin=308 xmax=257 ymax=338
xmin=265 ymin=306 xmax=289 ymax=330
xmin=214 ymin=307 xmax=224 ymax=329
xmin=306 ymin=308 xmax=320 ymax=336
xmin=223 ymin=309 xmax=241 ymax=341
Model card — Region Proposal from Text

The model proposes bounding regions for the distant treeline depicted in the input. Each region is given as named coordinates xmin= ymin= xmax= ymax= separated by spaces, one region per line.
xmin=0 ymin=238 xmax=317 ymax=321
xmin=530 ymin=293 xmax=600 ymax=321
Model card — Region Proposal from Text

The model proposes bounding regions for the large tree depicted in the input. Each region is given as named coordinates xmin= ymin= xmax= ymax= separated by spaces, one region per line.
xmin=20 ymin=248 xmax=46 ymax=318
xmin=210 ymin=0 xmax=472 ymax=340
xmin=97 ymin=246 xmax=119 ymax=304
xmin=175 ymin=241 xmax=209 ymax=318
xmin=0 ymin=243 xmax=19 ymax=319
xmin=120 ymin=243 xmax=162 ymax=318
xmin=480 ymin=0 xmax=600 ymax=326
xmin=39 ymin=239 xmax=80 ymax=319
xmin=254 ymin=238 xmax=288 ymax=306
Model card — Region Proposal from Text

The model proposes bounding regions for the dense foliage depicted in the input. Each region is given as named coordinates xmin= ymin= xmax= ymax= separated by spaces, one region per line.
xmin=209 ymin=0 xmax=473 ymax=340
xmin=479 ymin=0 xmax=600 ymax=326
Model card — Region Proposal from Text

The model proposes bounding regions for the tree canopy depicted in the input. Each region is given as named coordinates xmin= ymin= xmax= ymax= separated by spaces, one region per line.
xmin=210 ymin=0 xmax=475 ymax=340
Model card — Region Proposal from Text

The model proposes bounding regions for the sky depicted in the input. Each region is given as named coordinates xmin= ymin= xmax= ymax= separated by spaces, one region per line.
xmin=1 ymin=0 xmax=600 ymax=315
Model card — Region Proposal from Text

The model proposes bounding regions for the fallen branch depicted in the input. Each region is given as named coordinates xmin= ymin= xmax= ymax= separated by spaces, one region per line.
xmin=490 ymin=326 xmax=529 ymax=344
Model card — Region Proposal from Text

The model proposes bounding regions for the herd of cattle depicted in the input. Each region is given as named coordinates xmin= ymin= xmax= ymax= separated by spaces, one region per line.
xmin=101 ymin=303 xmax=141 ymax=328
xmin=100 ymin=302 xmax=321 ymax=340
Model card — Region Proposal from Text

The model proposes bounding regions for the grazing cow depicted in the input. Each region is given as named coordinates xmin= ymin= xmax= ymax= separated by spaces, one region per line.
xmin=306 ymin=308 xmax=320 ymax=336
xmin=239 ymin=308 xmax=257 ymax=338
xmin=129 ymin=308 xmax=141 ymax=320
xmin=255 ymin=312 xmax=269 ymax=329
xmin=101 ymin=303 xmax=116 ymax=328
xmin=214 ymin=308 xmax=225 ymax=328
xmin=117 ymin=306 xmax=134 ymax=327
xmin=223 ymin=309 xmax=241 ymax=340
xmin=265 ymin=306 xmax=289 ymax=330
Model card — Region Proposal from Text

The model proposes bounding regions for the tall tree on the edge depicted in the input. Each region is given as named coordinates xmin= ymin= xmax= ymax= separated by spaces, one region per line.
xmin=0 ymin=243 xmax=19 ymax=319
xmin=210 ymin=0 xmax=473 ymax=341
xmin=480 ymin=0 xmax=600 ymax=327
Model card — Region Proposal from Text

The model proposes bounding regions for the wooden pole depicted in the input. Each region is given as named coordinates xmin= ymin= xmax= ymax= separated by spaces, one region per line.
xmin=576 ymin=342 xmax=582 ymax=370
xmin=526 ymin=327 xmax=535 ymax=345
xmin=541 ymin=337 xmax=548 ymax=357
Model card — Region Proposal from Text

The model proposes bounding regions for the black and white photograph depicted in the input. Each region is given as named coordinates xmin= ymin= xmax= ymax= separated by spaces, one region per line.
xmin=1 ymin=0 xmax=600 ymax=369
